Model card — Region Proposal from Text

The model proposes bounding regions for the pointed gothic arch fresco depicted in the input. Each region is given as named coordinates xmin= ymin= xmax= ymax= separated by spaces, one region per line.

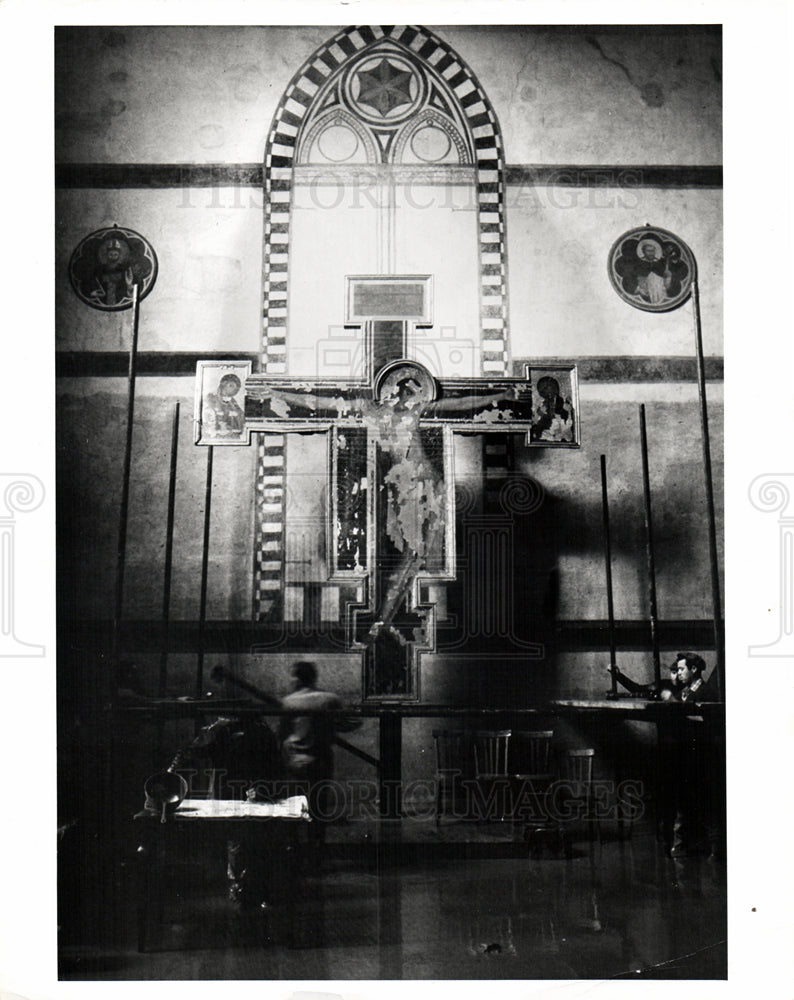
xmin=261 ymin=25 xmax=509 ymax=374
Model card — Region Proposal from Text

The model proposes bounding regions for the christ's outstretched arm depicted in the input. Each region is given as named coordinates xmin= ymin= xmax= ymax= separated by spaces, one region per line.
xmin=249 ymin=386 xmax=364 ymax=417
xmin=425 ymin=385 xmax=530 ymax=414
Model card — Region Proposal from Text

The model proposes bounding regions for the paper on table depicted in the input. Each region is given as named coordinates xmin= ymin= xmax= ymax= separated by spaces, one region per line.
xmin=172 ymin=795 xmax=311 ymax=820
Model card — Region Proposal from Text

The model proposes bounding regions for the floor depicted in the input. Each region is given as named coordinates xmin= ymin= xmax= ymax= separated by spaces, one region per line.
xmin=58 ymin=816 xmax=727 ymax=981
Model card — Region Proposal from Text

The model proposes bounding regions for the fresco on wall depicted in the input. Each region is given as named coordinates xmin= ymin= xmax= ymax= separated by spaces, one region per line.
xmin=68 ymin=225 xmax=158 ymax=311
xmin=194 ymin=360 xmax=252 ymax=444
xmin=608 ymin=226 xmax=695 ymax=313
xmin=529 ymin=365 xmax=579 ymax=445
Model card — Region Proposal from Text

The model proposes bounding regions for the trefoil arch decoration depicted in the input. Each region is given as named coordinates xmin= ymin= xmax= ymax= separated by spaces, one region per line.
xmin=298 ymin=109 xmax=378 ymax=166
xmin=392 ymin=109 xmax=469 ymax=165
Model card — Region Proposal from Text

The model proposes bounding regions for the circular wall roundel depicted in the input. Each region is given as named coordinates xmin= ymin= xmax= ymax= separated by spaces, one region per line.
xmin=410 ymin=124 xmax=452 ymax=162
xmin=317 ymin=124 xmax=360 ymax=162
xmin=69 ymin=226 xmax=158 ymax=311
xmin=344 ymin=53 xmax=425 ymax=125
xmin=607 ymin=226 xmax=695 ymax=313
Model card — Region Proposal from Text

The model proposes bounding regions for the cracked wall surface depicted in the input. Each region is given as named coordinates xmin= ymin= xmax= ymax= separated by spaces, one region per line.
xmin=56 ymin=25 xmax=721 ymax=165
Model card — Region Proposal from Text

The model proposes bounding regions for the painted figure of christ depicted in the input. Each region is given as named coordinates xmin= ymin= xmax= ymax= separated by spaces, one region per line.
xmin=265 ymin=368 xmax=523 ymax=650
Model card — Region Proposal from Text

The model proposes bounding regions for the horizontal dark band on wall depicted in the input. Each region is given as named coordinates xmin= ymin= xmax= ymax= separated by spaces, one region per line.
xmin=515 ymin=356 xmax=724 ymax=383
xmin=57 ymin=352 xmax=259 ymax=377
xmin=58 ymin=619 xmax=718 ymax=655
xmin=55 ymin=162 xmax=723 ymax=190
xmin=553 ymin=620 xmax=721 ymax=652
xmin=56 ymin=352 xmax=723 ymax=382
xmin=505 ymin=165 xmax=722 ymax=188
xmin=56 ymin=163 xmax=265 ymax=189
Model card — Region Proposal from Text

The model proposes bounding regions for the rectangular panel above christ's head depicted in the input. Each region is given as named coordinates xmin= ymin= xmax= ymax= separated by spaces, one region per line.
xmin=346 ymin=275 xmax=432 ymax=323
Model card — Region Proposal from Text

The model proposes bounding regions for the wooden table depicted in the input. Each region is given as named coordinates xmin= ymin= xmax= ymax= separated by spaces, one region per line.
xmin=123 ymin=700 xmax=724 ymax=818
xmin=134 ymin=795 xmax=310 ymax=951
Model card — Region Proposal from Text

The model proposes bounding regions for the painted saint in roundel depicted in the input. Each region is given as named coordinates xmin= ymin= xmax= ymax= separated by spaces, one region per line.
xmin=608 ymin=227 xmax=695 ymax=312
xmin=69 ymin=226 xmax=158 ymax=311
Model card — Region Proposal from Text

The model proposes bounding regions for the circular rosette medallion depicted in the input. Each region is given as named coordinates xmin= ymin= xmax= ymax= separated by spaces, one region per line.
xmin=69 ymin=226 xmax=158 ymax=311
xmin=608 ymin=227 xmax=695 ymax=312
xmin=345 ymin=52 xmax=425 ymax=125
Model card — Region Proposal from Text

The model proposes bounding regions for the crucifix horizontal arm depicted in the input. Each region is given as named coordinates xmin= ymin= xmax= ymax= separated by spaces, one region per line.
xmin=243 ymin=373 xmax=536 ymax=436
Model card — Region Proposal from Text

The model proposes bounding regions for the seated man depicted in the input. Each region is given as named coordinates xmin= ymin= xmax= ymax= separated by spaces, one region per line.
xmin=607 ymin=652 xmax=720 ymax=703
xmin=669 ymin=651 xmax=720 ymax=703
xmin=666 ymin=653 xmax=724 ymax=858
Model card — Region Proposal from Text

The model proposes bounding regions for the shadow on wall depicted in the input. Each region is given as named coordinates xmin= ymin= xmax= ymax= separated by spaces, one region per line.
xmin=431 ymin=448 xmax=714 ymax=707
xmin=427 ymin=474 xmax=564 ymax=705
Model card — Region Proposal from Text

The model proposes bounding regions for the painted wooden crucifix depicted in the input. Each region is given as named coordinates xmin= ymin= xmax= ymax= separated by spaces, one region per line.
xmin=196 ymin=284 xmax=578 ymax=700
xmin=247 ymin=357 xmax=534 ymax=698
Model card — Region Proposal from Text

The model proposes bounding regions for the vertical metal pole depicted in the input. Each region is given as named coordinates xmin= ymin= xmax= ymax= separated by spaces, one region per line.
xmin=108 ymin=285 xmax=140 ymax=936
xmin=639 ymin=405 xmax=662 ymax=687
xmin=601 ymin=455 xmax=618 ymax=697
xmin=158 ymin=402 xmax=180 ymax=698
xmin=112 ymin=283 xmax=140 ymax=668
xmin=195 ymin=445 xmax=213 ymax=699
xmin=692 ymin=277 xmax=724 ymax=700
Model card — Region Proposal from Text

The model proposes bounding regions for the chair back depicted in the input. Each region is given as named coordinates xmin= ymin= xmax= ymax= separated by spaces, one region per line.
xmin=472 ymin=730 xmax=511 ymax=778
xmin=513 ymin=730 xmax=554 ymax=777
xmin=564 ymin=748 xmax=595 ymax=789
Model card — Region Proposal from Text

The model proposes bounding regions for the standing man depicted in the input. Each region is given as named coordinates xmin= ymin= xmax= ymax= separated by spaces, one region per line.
xmin=280 ymin=661 xmax=360 ymax=841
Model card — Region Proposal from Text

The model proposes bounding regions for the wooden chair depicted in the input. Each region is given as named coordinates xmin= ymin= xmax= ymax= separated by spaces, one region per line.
xmin=511 ymin=730 xmax=557 ymax=852
xmin=512 ymin=730 xmax=555 ymax=782
xmin=560 ymin=748 xmax=600 ymax=854
xmin=472 ymin=730 xmax=512 ymax=821
xmin=432 ymin=730 xmax=470 ymax=825
xmin=472 ymin=729 xmax=512 ymax=779
xmin=565 ymin=748 xmax=595 ymax=785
